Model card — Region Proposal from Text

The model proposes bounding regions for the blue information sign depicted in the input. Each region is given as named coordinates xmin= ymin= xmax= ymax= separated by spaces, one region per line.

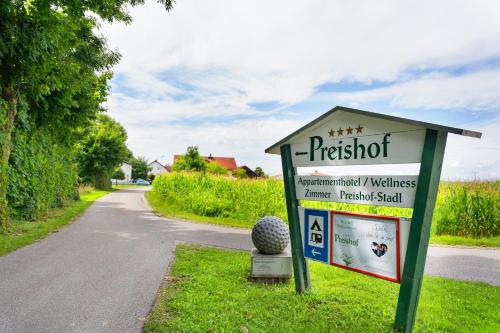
xmin=303 ymin=209 xmax=329 ymax=263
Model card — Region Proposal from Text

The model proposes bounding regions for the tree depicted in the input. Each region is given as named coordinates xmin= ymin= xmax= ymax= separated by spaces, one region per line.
xmin=0 ymin=0 xmax=175 ymax=230
xmin=130 ymin=157 xmax=150 ymax=180
xmin=206 ymin=161 xmax=228 ymax=175
xmin=254 ymin=167 xmax=267 ymax=178
xmin=112 ymin=168 xmax=125 ymax=186
xmin=172 ymin=146 xmax=206 ymax=172
xmin=76 ymin=115 xmax=129 ymax=189
xmin=232 ymin=168 xmax=248 ymax=179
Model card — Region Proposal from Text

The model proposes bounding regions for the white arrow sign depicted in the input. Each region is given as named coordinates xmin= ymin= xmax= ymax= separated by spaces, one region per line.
xmin=311 ymin=248 xmax=320 ymax=257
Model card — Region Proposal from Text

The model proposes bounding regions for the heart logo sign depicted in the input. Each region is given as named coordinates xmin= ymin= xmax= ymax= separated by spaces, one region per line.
xmin=371 ymin=242 xmax=388 ymax=257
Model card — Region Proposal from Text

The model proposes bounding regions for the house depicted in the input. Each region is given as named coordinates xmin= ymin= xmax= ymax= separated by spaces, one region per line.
xmin=205 ymin=154 xmax=237 ymax=170
xmin=120 ymin=162 xmax=132 ymax=182
xmin=173 ymin=154 xmax=238 ymax=171
xmin=239 ymin=165 xmax=258 ymax=178
xmin=310 ymin=170 xmax=328 ymax=176
xmin=148 ymin=160 xmax=170 ymax=176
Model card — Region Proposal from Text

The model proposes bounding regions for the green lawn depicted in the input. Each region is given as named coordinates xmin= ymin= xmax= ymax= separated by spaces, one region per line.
xmin=145 ymin=244 xmax=500 ymax=333
xmin=146 ymin=191 xmax=499 ymax=247
xmin=0 ymin=189 xmax=111 ymax=256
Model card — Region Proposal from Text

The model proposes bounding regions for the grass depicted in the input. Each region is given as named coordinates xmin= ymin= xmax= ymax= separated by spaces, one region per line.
xmin=146 ymin=176 xmax=500 ymax=247
xmin=146 ymin=191 xmax=250 ymax=228
xmin=145 ymin=244 xmax=500 ymax=333
xmin=430 ymin=235 xmax=500 ymax=247
xmin=0 ymin=188 xmax=111 ymax=256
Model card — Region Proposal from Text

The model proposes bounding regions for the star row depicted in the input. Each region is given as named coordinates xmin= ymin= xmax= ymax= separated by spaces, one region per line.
xmin=328 ymin=125 xmax=363 ymax=137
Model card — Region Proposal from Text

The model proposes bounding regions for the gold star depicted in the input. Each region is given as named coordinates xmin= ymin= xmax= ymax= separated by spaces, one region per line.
xmin=328 ymin=129 xmax=335 ymax=137
xmin=355 ymin=124 xmax=363 ymax=134
xmin=337 ymin=127 xmax=344 ymax=136
xmin=346 ymin=126 xmax=353 ymax=135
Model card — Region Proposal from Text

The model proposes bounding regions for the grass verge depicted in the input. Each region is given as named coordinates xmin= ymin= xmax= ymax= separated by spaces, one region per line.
xmin=146 ymin=191 xmax=499 ymax=247
xmin=0 ymin=189 xmax=111 ymax=256
xmin=145 ymin=244 xmax=500 ymax=333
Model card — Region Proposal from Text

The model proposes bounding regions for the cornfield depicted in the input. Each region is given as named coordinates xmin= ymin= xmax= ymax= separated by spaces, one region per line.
xmin=152 ymin=173 xmax=499 ymax=238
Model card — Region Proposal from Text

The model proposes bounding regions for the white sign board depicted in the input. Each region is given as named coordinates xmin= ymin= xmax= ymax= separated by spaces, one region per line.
xmin=298 ymin=207 xmax=410 ymax=283
xmin=331 ymin=211 xmax=400 ymax=282
xmin=295 ymin=175 xmax=418 ymax=208
xmin=288 ymin=111 xmax=426 ymax=167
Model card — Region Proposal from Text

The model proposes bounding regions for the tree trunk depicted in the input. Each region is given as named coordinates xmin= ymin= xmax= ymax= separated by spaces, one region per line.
xmin=0 ymin=87 xmax=17 ymax=232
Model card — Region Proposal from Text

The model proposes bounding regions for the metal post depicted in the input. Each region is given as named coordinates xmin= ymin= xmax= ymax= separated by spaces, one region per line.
xmin=394 ymin=129 xmax=448 ymax=332
xmin=280 ymin=144 xmax=310 ymax=293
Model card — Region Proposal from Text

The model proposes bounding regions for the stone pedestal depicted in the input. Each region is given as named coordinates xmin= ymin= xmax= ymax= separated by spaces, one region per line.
xmin=249 ymin=248 xmax=292 ymax=284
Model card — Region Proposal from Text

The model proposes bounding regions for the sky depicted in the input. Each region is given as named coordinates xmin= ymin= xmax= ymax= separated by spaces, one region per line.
xmin=100 ymin=0 xmax=500 ymax=180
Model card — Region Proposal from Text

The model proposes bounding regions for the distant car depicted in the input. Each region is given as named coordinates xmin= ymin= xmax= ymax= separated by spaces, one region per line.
xmin=134 ymin=178 xmax=150 ymax=185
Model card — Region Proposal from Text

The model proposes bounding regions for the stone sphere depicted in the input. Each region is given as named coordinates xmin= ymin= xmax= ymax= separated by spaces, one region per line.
xmin=252 ymin=216 xmax=290 ymax=254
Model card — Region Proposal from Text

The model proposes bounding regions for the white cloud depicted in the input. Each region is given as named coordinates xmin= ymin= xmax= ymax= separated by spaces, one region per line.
xmin=324 ymin=69 xmax=500 ymax=111
xmin=101 ymin=0 xmax=500 ymax=104
xmin=98 ymin=0 xmax=500 ymax=179
xmin=119 ymin=118 xmax=303 ymax=173
xmin=442 ymin=117 xmax=500 ymax=180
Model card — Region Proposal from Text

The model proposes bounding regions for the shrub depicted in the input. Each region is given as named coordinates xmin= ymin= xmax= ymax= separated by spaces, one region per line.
xmin=206 ymin=161 xmax=228 ymax=175
xmin=7 ymin=130 xmax=78 ymax=220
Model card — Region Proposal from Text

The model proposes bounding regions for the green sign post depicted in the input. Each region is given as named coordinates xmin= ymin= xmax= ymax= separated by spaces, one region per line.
xmin=266 ymin=106 xmax=481 ymax=332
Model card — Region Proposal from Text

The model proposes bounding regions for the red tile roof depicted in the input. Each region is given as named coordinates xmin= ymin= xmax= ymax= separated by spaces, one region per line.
xmin=310 ymin=170 xmax=329 ymax=176
xmin=173 ymin=155 xmax=238 ymax=170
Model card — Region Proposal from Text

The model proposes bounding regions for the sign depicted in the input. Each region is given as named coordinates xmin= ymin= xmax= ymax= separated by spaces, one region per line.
xmin=251 ymin=249 xmax=292 ymax=278
xmin=330 ymin=211 xmax=400 ymax=283
xmin=288 ymin=113 xmax=426 ymax=167
xmin=268 ymin=106 xmax=481 ymax=332
xmin=299 ymin=207 xmax=408 ymax=283
xmin=295 ymin=175 xmax=418 ymax=208
xmin=303 ymin=209 xmax=329 ymax=263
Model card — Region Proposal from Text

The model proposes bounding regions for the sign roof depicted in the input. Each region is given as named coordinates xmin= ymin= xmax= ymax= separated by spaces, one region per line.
xmin=265 ymin=106 xmax=482 ymax=155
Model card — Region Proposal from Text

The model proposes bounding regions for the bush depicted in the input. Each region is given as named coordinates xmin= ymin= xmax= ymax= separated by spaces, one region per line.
xmin=436 ymin=181 xmax=499 ymax=238
xmin=7 ymin=130 xmax=78 ymax=220
xmin=206 ymin=161 xmax=228 ymax=175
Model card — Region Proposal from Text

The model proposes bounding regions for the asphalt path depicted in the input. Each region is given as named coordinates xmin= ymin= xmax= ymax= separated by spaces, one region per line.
xmin=0 ymin=187 xmax=498 ymax=332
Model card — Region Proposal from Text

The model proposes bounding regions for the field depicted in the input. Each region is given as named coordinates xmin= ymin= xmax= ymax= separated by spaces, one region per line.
xmin=144 ymin=244 xmax=500 ymax=333
xmin=149 ymin=173 xmax=499 ymax=246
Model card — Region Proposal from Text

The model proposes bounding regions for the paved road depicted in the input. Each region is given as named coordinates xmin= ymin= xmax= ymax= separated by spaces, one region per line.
xmin=0 ymin=187 xmax=498 ymax=332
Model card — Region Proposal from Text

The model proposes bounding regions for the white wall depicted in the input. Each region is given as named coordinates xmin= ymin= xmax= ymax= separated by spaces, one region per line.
xmin=120 ymin=163 xmax=132 ymax=181
xmin=148 ymin=161 xmax=169 ymax=176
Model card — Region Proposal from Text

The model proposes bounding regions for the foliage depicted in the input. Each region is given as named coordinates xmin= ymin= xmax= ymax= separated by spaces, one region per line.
xmin=172 ymin=146 xmax=206 ymax=172
xmin=254 ymin=166 xmax=266 ymax=177
xmin=232 ymin=167 xmax=248 ymax=179
xmin=130 ymin=156 xmax=150 ymax=180
xmin=76 ymin=114 xmax=129 ymax=189
xmin=151 ymin=174 xmax=500 ymax=243
xmin=148 ymin=173 xmax=156 ymax=182
xmin=7 ymin=129 xmax=78 ymax=220
xmin=206 ymin=161 xmax=228 ymax=175
xmin=436 ymin=181 xmax=499 ymax=237
xmin=144 ymin=244 xmax=500 ymax=333
xmin=112 ymin=168 xmax=125 ymax=180
xmin=0 ymin=0 xmax=174 ymax=230
xmin=152 ymin=173 xmax=286 ymax=222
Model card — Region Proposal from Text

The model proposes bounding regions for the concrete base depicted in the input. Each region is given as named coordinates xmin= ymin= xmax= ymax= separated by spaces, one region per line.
xmin=250 ymin=248 xmax=292 ymax=284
